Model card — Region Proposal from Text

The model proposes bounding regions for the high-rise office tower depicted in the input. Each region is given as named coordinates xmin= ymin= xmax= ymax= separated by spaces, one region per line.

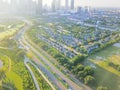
xmin=10 ymin=0 xmax=19 ymax=6
xmin=38 ymin=0 xmax=42 ymax=9
xmin=37 ymin=0 xmax=43 ymax=14
xmin=65 ymin=0 xmax=69 ymax=10
xmin=0 ymin=0 xmax=4 ymax=10
xmin=71 ymin=0 xmax=74 ymax=10
xmin=52 ymin=0 xmax=61 ymax=11
xmin=10 ymin=0 xmax=19 ymax=12
xmin=54 ymin=0 xmax=61 ymax=10
xmin=52 ymin=0 xmax=56 ymax=11
xmin=19 ymin=0 xmax=24 ymax=5
xmin=11 ymin=0 xmax=15 ymax=4
xmin=27 ymin=0 xmax=35 ymax=13
xmin=57 ymin=0 xmax=61 ymax=10
xmin=77 ymin=6 xmax=82 ymax=14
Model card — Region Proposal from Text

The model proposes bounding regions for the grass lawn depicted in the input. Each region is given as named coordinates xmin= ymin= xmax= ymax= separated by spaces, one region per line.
xmin=87 ymin=45 xmax=120 ymax=90
xmin=88 ymin=46 xmax=120 ymax=60
xmin=93 ymin=61 xmax=120 ymax=77
xmin=108 ymin=55 xmax=120 ymax=65
xmin=6 ymin=71 xmax=23 ymax=90
xmin=93 ymin=65 xmax=120 ymax=90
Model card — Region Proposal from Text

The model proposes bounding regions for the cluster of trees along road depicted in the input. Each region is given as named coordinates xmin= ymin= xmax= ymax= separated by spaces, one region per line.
xmin=27 ymin=22 xmax=120 ymax=89
xmin=27 ymin=28 xmax=95 ymax=85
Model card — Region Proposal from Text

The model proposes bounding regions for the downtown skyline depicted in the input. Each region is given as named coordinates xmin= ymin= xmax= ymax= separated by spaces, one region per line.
xmin=3 ymin=0 xmax=120 ymax=8
xmin=40 ymin=0 xmax=120 ymax=8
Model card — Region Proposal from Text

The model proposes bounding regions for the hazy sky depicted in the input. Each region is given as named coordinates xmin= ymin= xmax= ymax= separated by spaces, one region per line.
xmin=43 ymin=0 xmax=120 ymax=7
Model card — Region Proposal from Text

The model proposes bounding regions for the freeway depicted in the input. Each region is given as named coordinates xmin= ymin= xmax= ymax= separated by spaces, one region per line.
xmin=20 ymin=25 xmax=83 ymax=90
xmin=20 ymin=39 xmax=67 ymax=90
xmin=21 ymin=36 xmax=88 ymax=90
xmin=15 ymin=18 xmax=91 ymax=90
xmin=24 ymin=36 xmax=92 ymax=90
xmin=15 ymin=19 xmax=67 ymax=90
xmin=24 ymin=56 xmax=56 ymax=90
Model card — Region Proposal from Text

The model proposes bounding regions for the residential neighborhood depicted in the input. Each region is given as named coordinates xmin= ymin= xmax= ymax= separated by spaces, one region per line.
xmin=36 ymin=11 xmax=120 ymax=58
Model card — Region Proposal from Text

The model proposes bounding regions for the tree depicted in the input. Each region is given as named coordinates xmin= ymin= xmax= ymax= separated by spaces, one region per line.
xmin=73 ymin=64 xmax=84 ymax=74
xmin=84 ymin=75 xmax=95 ymax=84
xmin=0 ymin=70 xmax=5 ymax=80
xmin=77 ymin=64 xmax=84 ymax=71
xmin=84 ymin=66 xmax=94 ymax=75
xmin=72 ymin=55 xmax=85 ymax=65
xmin=117 ymin=66 xmax=120 ymax=71
xmin=3 ymin=79 xmax=17 ymax=90
xmin=77 ymin=71 xmax=85 ymax=80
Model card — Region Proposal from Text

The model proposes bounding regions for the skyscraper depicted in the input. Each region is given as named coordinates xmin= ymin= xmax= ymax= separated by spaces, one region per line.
xmin=52 ymin=0 xmax=56 ymax=12
xmin=38 ymin=0 xmax=42 ymax=9
xmin=77 ymin=6 xmax=82 ymax=14
xmin=10 ymin=0 xmax=19 ymax=12
xmin=37 ymin=0 xmax=43 ymax=14
xmin=11 ymin=0 xmax=16 ymax=4
xmin=0 ymin=0 xmax=4 ymax=10
xmin=57 ymin=0 xmax=61 ymax=10
xmin=27 ymin=0 xmax=35 ymax=14
xmin=65 ymin=0 xmax=69 ymax=10
xmin=71 ymin=0 xmax=74 ymax=10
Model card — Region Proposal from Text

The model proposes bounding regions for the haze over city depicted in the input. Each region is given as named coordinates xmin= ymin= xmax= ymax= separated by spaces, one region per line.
xmin=43 ymin=0 xmax=120 ymax=7
xmin=0 ymin=0 xmax=120 ymax=90
xmin=2 ymin=0 xmax=120 ymax=7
